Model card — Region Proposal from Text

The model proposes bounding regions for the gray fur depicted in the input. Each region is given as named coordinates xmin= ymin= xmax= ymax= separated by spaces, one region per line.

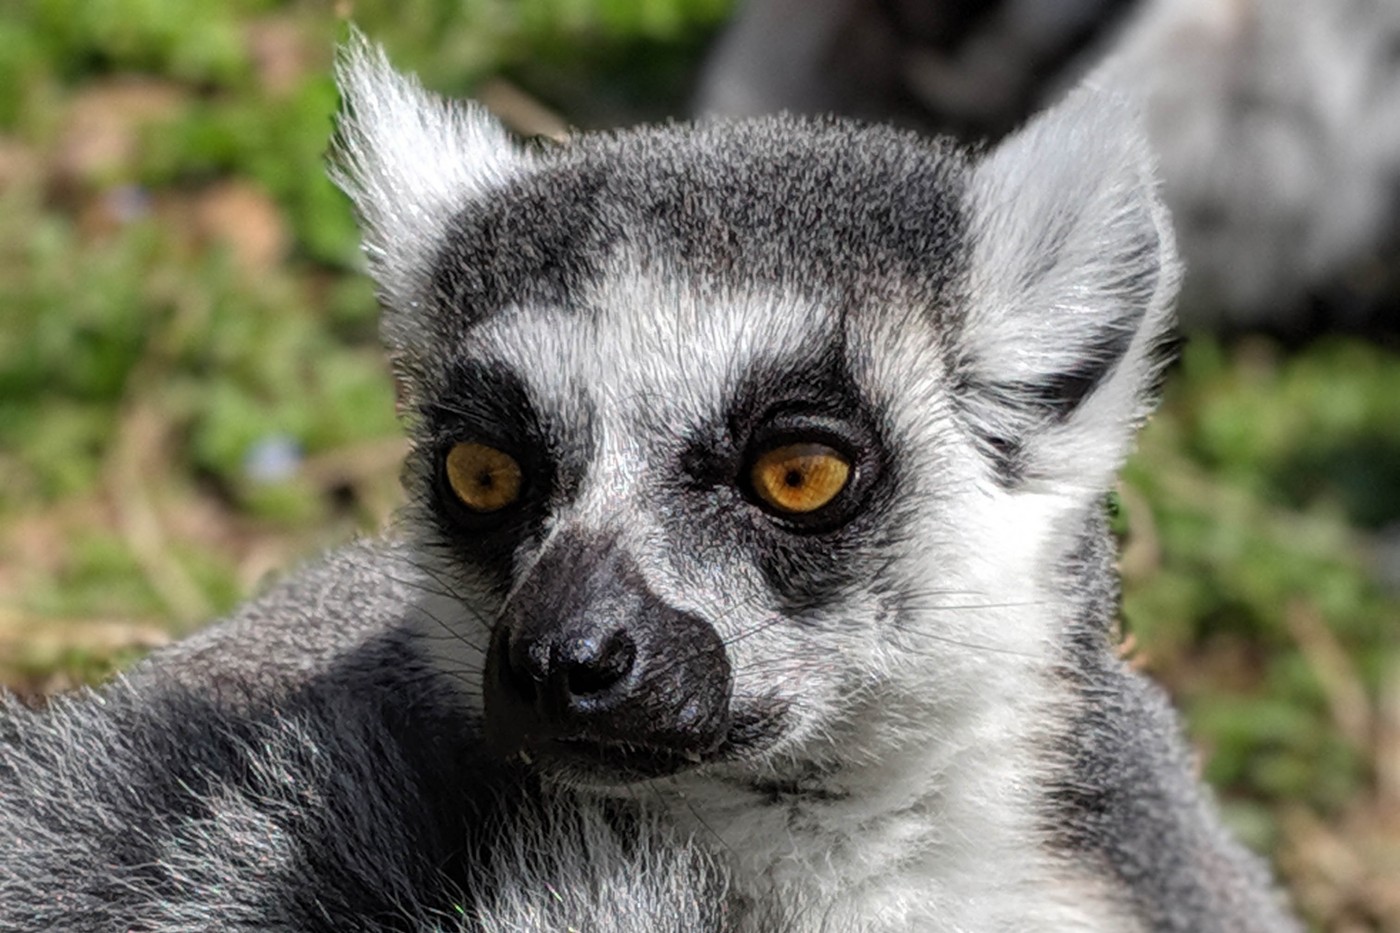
xmin=1046 ymin=514 xmax=1295 ymax=930
xmin=331 ymin=37 xmax=1296 ymax=931
xmin=1 ymin=34 xmax=1301 ymax=932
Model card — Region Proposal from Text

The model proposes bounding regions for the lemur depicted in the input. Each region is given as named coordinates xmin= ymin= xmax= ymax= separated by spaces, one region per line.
xmin=0 ymin=32 xmax=1300 ymax=932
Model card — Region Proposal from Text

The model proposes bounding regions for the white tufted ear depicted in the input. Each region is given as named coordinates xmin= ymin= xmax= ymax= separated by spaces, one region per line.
xmin=329 ymin=28 xmax=530 ymax=315
xmin=957 ymin=85 xmax=1180 ymax=496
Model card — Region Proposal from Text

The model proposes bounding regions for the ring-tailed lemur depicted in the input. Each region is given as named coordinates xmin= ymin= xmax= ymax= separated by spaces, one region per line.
xmin=0 ymin=32 xmax=1299 ymax=932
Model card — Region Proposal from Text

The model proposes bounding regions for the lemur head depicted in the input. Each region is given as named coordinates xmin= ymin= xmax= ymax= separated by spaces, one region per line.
xmin=332 ymin=34 xmax=1178 ymax=788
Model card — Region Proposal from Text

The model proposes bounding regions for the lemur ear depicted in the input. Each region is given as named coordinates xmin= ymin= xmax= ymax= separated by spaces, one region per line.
xmin=956 ymin=86 xmax=1180 ymax=494
xmin=329 ymin=28 xmax=529 ymax=319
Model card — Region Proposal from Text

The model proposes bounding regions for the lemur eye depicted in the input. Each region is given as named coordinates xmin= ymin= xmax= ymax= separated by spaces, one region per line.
xmin=444 ymin=443 xmax=524 ymax=513
xmin=750 ymin=443 xmax=852 ymax=514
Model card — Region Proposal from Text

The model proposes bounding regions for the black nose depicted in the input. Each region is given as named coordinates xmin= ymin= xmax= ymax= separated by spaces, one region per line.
xmin=507 ymin=625 xmax=638 ymax=712
xmin=483 ymin=535 xmax=732 ymax=775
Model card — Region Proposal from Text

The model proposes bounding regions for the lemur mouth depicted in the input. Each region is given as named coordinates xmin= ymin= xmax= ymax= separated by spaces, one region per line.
xmin=511 ymin=702 xmax=792 ymax=788
xmin=529 ymin=737 xmax=705 ymax=784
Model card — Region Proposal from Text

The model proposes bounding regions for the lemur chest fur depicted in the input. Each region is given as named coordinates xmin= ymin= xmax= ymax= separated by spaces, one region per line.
xmin=650 ymin=676 xmax=1139 ymax=932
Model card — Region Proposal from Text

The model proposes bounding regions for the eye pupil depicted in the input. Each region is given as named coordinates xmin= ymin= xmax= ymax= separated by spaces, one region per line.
xmin=750 ymin=442 xmax=852 ymax=516
xmin=444 ymin=443 xmax=524 ymax=514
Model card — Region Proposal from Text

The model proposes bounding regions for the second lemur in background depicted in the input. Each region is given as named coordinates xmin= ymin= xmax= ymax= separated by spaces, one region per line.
xmin=699 ymin=0 xmax=1400 ymax=333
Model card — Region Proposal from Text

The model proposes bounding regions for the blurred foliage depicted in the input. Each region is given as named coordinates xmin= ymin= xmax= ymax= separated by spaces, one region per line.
xmin=1124 ymin=340 xmax=1399 ymax=827
xmin=0 ymin=0 xmax=1396 ymax=929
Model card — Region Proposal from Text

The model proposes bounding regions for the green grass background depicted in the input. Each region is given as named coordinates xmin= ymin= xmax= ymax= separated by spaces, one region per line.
xmin=0 ymin=1 xmax=1396 ymax=928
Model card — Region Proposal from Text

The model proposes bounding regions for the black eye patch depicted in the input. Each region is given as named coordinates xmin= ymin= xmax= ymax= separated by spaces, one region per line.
xmin=415 ymin=359 xmax=594 ymax=582
xmin=667 ymin=339 xmax=898 ymax=608
xmin=420 ymin=359 xmax=542 ymax=451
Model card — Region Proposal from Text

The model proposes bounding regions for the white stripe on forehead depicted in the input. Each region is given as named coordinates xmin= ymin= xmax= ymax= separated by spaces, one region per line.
xmin=468 ymin=268 xmax=841 ymax=491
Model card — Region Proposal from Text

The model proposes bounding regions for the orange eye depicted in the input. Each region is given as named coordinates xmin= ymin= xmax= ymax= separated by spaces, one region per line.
xmin=750 ymin=443 xmax=852 ymax=514
xmin=444 ymin=443 xmax=523 ymax=513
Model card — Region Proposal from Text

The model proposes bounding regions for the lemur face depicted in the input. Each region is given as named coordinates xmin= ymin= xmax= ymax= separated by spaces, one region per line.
xmin=333 ymin=35 xmax=1177 ymax=787
xmin=414 ymin=273 xmax=951 ymax=784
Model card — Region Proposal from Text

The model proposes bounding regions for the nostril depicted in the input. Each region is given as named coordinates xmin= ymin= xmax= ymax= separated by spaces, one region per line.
xmin=562 ymin=628 xmax=637 ymax=697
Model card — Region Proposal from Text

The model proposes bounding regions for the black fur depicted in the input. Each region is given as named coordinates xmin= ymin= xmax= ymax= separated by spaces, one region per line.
xmin=485 ymin=531 xmax=733 ymax=777
xmin=422 ymin=358 xmax=586 ymax=586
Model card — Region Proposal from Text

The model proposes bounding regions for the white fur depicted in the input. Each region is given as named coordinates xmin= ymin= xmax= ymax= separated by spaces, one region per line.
xmin=962 ymin=87 xmax=1179 ymax=497
xmin=1092 ymin=0 xmax=1400 ymax=325
xmin=330 ymin=29 xmax=530 ymax=330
